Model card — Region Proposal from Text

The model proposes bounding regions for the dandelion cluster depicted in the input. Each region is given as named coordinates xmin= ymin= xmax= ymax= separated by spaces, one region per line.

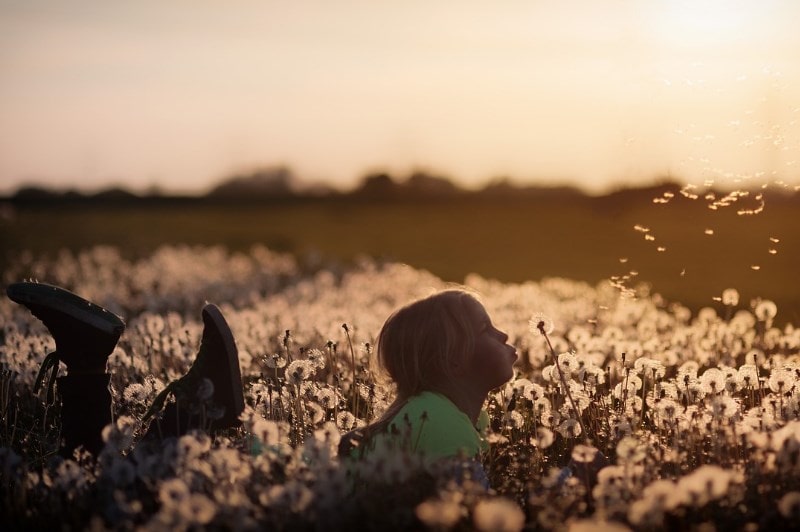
xmin=1 ymin=245 xmax=799 ymax=530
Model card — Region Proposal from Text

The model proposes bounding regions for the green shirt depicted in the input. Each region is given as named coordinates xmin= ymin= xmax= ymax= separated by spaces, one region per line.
xmin=372 ymin=391 xmax=489 ymax=461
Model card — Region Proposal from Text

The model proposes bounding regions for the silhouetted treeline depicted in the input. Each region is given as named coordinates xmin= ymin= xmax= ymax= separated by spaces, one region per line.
xmin=3 ymin=167 xmax=798 ymax=206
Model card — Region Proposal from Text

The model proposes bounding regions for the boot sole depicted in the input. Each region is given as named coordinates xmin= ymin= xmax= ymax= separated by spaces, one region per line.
xmin=202 ymin=304 xmax=244 ymax=425
xmin=7 ymin=282 xmax=125 ymax=336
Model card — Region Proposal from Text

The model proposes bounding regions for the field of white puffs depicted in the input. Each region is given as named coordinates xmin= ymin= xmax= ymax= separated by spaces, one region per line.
xmin=2 ymin=244 xmax=800 ymax=531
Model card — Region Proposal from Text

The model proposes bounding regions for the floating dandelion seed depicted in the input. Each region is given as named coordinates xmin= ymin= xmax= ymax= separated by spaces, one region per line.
xmin=530 ymin=314 xmax=554 ymax=336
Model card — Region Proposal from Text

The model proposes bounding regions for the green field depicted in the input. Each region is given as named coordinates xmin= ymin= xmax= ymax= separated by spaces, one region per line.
xmin=1 ymin=188 xmax=798 ymax=324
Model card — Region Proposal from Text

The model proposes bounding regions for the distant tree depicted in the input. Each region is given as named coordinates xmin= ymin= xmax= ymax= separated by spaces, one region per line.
xmin=404 ymin=171 xmax=460 ymax=196
xmin=92 ymin=187 xmax=138 ymax=201
xmin=209 ymin=166 xmax=296 ymax=198
xmin=353 ymin=172 xmax=399 ymax=197
xmin=12 ymin=186 xmax=61 ymax=200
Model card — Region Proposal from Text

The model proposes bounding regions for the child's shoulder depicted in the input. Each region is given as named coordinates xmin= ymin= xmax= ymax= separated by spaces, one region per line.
xmin=395 ymin=391 xmax=467 ymax=424
xmin=390 ymin=391 xmax=483 ymax=459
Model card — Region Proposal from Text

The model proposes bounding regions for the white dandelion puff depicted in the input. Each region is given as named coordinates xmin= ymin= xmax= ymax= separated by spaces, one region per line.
xmin=530 ymin=313 xmax=554 ymax=336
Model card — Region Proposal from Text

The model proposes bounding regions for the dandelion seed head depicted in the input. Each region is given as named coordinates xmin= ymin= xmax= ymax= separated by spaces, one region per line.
xmin=473 ymin=497 xmax=525 ymax=532
xmin=755 ymin=300 xmax=778 ymax=321
xmin=778 ymin=491 xmax=800 ymax=519
xmin=532 ymin=427 xmax=555 ymax=449
xmin=159 ymin=478 xmax=190 ymax=509
xmin=416 ymin=499 xmax=462 ymax=529
xmin=178 ymin=493 xmax=216 ymax=525
xmin=557 ymin=418 xmax=582 ymax=438
xmin=722 ymin=288 xmax=740 ymax=306
xmin=530 ymin=313 xmax=554 ymax=336
xmin=571 ymin=444 xmax=599 ymax=464
xmin=265 ymin=353 xmax=287 ymax=369
xmin=567 ymin=519 xmax=632 ymax=532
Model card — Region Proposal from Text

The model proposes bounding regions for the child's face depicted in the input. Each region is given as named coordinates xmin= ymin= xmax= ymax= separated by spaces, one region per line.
xmin=461 ymin=300 xmax=517 ymax=393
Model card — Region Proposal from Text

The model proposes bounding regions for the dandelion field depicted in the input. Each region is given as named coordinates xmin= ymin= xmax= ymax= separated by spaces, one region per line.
xmin=1 ymin=239 xmax=799 ymax=531
xmin=2 ymin=183 xmax=800 ymax=530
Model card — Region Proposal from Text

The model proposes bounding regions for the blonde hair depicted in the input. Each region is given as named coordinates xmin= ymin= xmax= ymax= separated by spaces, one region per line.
xmin=338 ymin=289 xmax=484 ymax=456
xmin=374 ymin=289 xmax=481 ymax=423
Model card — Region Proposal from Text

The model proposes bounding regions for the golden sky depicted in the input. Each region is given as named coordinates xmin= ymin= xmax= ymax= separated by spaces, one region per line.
xmin=1 ymin=0 xmax=799 ymax=194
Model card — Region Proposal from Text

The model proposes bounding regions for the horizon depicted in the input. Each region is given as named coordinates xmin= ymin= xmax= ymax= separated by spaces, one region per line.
xmin=2 ymin=1 xmax=800 ymax=195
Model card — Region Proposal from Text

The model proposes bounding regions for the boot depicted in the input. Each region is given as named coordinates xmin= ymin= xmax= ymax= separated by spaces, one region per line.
xmin=6 ymin=282 xmax=124 ymax=373
xmin=6 ymin=281 xmax=125 ymax=456
xmin=57 ymin=373 xmax=113 ymax=456
xmin=144 ymin=303 xmax=244 ymax=438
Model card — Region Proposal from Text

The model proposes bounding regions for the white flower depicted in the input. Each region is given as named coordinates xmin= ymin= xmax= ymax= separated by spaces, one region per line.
xmin=305 ymin=348 xmax=327 ymax=370
xmin=265 ymin=353 xmax=287 ymax=369
xmin=699 ymin=368 xmax=726 ymax=394
xmin=769 ymin=368 xmax=795 ymax=393
xmin=416 ymin=499 xmax=462 ymax=529
xmin=571 ymin=444 xmax=599 ymax=464
xmin=778 ymin=491 xmax=800 ymax=519
xmin=473 ymin=497 xmax=525 ymax=532
xmin=531 ymin=427 xmax=555 ymax=449
xmin=677 ymin=465 xmax=734 ymax=506
xmin=530 ymin=313 xmax=554 ymax=336
xmin=178 ymin=493 xmax=216 ymax=525
xmin=159 ymin=477 xmax=190 ymax=509
xmin=754 ymin=300 xmax=778 ymax=321
xmin=557 ymin=419 xmax=582 ymax=438
xmin=286 ymin=360 xmax=314 ymax=385
xmin=737 ymin=365 xmax=759 ymax=389
xmin=568 ymin=518 xmax=632 ymax=532
xmin=616 ymin=437 xmax=646 ymax=463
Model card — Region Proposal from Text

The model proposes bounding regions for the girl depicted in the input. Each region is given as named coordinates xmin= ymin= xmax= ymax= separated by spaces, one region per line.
xmin=339 ymin=289 xmax=518 ymax=485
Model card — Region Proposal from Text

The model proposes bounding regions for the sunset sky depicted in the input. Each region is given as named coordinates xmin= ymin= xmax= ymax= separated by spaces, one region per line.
xmin=1 ymin=0 xmax=799 ymax=194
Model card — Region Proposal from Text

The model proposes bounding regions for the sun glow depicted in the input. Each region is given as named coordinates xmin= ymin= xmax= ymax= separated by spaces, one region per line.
xmin=647 ymin=0 xmax=777 ymax=50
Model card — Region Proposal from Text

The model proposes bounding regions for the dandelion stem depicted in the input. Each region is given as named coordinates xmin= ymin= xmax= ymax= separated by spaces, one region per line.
xmin=536 ymin=322 xmax=587 ymax=442
xmin=343 ymin=324 xmax=359 ymax=419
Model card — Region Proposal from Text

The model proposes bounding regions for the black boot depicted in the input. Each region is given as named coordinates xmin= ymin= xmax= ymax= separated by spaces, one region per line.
xmin=57 ymin=373 xmax=113 ymax=456
xmin=6 ymin=282 xmax=125 ymax=456
xmin=144 ymin=303 xmax=244 ymax=439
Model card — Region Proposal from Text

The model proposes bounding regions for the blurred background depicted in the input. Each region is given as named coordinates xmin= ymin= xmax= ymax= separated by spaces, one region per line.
xmin=1 ymin=0 xmax=799 ymax=322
